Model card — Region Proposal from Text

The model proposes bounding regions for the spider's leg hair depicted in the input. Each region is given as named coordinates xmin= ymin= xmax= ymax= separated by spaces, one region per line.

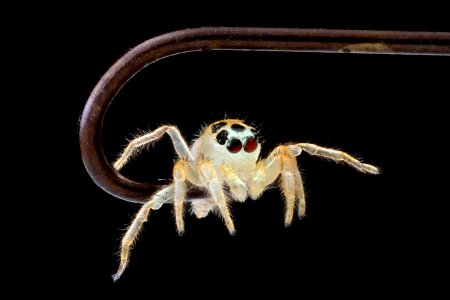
xmin=293 ymin=143 xmax=380 ymax=174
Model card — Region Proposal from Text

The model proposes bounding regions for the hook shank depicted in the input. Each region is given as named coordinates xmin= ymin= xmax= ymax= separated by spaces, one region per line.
xmin=79 ymin=27 xmax=450 ymax=203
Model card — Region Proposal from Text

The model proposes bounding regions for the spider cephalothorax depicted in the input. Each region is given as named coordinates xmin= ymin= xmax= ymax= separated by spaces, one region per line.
xmin=197 ymin=120 xmax=261 ymax=176
xmin=111 ymin=119 xmax=379 ymax=281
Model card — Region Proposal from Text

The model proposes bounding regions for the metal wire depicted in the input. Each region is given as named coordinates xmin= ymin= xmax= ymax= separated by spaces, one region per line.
xmin=79 ymin=27 xmax=450 ymax=203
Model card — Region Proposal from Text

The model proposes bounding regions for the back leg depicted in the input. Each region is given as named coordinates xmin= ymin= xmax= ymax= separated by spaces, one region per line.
xmin=112 ymin=185 xmax=173 ymax=282
xmin=173 ymin=161 xmax=187 ymax=235
xmin=112 ymin=199 xmax=154 ymax=282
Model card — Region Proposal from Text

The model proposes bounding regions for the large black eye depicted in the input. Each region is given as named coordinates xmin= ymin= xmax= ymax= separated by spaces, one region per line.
xmin=216 ymin=130 xmax=228 ymax=145
xmin=244 ymin=137 xmax=258 ymax=153
xmin=226 ymin=138 xmax=242 ymax=153
xmin=231 ymin=124 xmax=245 ymax=132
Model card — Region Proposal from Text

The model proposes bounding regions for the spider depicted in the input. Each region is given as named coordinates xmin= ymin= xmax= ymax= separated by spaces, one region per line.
xmin=111 ymin=119 xmax=379 ymax=281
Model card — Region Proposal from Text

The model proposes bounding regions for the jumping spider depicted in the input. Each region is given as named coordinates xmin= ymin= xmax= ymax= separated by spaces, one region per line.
xmin=112 ymin=119 xmax=379 ymax=281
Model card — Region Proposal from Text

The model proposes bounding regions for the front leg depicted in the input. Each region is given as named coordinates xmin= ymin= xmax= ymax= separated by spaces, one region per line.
xmin=276 ymin=147 xmax=304 ymax=226
xmin=252 ymin=142 xmax=379 ymax=226
xmin=113 ymin=125 xmax=195 ymax=170
xmin=249 ymin=146 xmax=306 ymax=225
xmin=293 ymin=167 xmax=306 ymax=218
xmin=197 ymin=160 xmax=236 ymax=235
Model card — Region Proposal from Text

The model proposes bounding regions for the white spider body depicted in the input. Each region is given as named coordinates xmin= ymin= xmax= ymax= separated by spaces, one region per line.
xmin=111 ymin=119 xmax=379 ymax=281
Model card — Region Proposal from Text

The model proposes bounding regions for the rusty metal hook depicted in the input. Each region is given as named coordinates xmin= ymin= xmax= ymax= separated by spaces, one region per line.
xmin=79 ymin=27 xmax=450 ymax=204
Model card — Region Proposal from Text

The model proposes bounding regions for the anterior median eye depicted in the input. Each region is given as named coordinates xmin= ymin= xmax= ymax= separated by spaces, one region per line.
xmin=244 ymin=137 xmax=258 ymax=153
xmin=227 ymin=138 xmax=242 ymax=153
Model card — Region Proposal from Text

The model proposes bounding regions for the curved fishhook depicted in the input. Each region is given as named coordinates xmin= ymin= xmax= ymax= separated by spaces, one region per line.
xmin=79 ymin=27 xmax=450 ymax=203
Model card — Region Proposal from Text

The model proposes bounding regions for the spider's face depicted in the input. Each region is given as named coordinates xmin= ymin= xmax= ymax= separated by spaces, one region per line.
xmin=201 ymin=119 xmax=261 ymax=167
xmin=210 ymin=120 xmax=260 ymax=154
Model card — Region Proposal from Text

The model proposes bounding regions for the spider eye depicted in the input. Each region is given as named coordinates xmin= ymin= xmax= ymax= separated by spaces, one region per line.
xmin=216 ymin=130 xmax=228 ymax=145
xmin=211 ymin=122 xmax=227 ymax=133
xmin=226 ymin=138 xmax=242 ymax=153
xmin=244 ymin=137 xmax=258 ymax=153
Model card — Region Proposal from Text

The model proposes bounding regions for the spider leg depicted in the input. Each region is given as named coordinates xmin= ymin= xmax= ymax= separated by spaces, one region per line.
xmin=290 ymin=143 xmax=380 ymax=174
xmin=219 ymin=164 xmax=247 ymax=202
xmin=113 ymin=125 xmax=195 ymax=170
xmin=173 ymin=160 xmax=187 ymax=235
xmin=293 ymin=167 xmax=306 ymax=218
xmin=112 ymin=200 xmax=153 ymax=282
xmin=278 ymin=149 xmax=299 ymax=226
xmin=250 ymin=146 xmax=305 ymax=225
xmin=198 ymin=160 xmax=235 ymax=235
xmin=255 ymin=142 xmax=379 ymax=226
xmin=112 ymin=185 xmax=173 ymax=282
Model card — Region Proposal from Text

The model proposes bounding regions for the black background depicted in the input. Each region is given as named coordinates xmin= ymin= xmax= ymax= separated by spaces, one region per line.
xmin=31 ymin=4 xmax=449 ymax=297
